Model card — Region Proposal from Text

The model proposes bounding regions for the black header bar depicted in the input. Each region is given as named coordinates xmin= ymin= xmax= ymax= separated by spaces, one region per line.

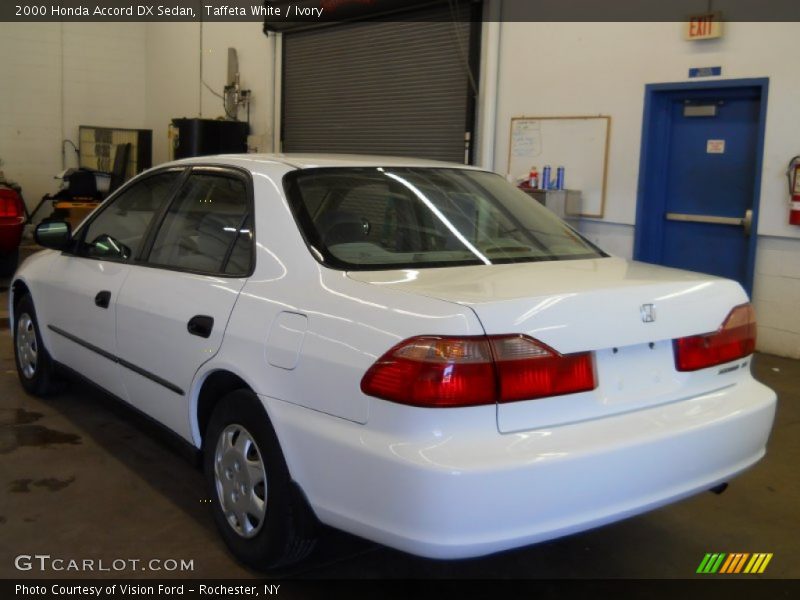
xmin=2 ymin=0 xmax=800 ymax=24
xmin=4 ymin=579 xmax=800 ymax=600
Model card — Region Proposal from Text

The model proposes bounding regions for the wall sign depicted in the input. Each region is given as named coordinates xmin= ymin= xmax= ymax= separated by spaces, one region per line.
xmin=507 ymin=116 xmax=611 ymax=218
xmin=685 ymin=12 xmax=723 ymax=40
xmin=707 ymin=139 xmax=726 ymax=154
xmin=689 ymin=66 xmax=722 ymax=78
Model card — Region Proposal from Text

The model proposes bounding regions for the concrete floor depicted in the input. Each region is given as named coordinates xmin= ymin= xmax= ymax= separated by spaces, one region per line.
xmin=1 ymin=246 xmax=798 ymax=579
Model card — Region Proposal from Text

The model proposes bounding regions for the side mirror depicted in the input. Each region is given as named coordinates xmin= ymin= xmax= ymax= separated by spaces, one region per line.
xmin=35 ymin=221 xmax=73 ymax=251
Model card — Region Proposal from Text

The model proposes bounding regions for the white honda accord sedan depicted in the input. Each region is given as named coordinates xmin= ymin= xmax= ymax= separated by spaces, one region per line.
xmin=10 ymin=154 xmax=776 ymax=568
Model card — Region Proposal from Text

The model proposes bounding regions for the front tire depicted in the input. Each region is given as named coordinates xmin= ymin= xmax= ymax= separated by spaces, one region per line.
xmin=14 ymin=293 xmax=61 ymax=396
xmin=204 ymin=390 xmax=316 ymax=570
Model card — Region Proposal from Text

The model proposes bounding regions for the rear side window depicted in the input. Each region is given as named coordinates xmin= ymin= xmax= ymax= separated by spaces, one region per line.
xmin=80 ymin=170 xmax=181 ymax=261
xmin=147 ymin=172 xmax=252 ymax=276
xmin=223 ymin=214 xmax=254 ymax=276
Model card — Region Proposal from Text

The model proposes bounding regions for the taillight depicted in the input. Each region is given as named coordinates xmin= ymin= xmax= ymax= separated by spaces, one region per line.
xmin=360 ymin=334 xmax=596 ymax=408
xmin=360 ymin=336 xmax=496 ymax=407
xmin=673 ymin=304 xmax=756 ymax=372
xmin=491 ymin=335 xmax=596 ymax=402
xmin=0 ymin=189 xmax=23 ymax=218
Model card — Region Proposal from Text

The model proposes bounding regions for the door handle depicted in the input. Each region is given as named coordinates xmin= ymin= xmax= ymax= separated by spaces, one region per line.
xmin=665 ymin=210 xmax=753 ymax=236
xmin=742 ymin=209 xmax=753 ymax=236
xmin=94 ymin=290 xmax=111 ymax=309
xmin=187 ymin=315 xmax=214 ymax=339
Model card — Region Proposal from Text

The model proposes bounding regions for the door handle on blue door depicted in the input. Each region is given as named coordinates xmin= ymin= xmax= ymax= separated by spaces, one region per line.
xmin=665 ymin=209 xmax=753 ymax=236
xmin=94 ymin=291 xmax=111 ymax=309
xmin=187 ymin=315 xmax=214 ymax=338
xmin=742 ymin=209 xmax=753 ymax=236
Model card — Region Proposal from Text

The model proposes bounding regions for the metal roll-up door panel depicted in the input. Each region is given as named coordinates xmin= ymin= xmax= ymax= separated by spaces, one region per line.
xmin=282 ymin=4 xmax=476 ymax=163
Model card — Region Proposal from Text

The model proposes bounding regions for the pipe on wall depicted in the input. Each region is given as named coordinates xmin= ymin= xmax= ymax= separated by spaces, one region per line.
xmin=271 ymin=33 xmax=282 ymax=153
xmin=476 ymin=0 xmax=501 ymax=171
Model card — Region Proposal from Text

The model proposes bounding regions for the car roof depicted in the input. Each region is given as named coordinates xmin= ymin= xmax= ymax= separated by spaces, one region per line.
xmin=168 ymin=153 xmax=486 ymax=172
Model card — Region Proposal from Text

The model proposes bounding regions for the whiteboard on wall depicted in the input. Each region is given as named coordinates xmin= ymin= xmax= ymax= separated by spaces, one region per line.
xmin=507 ymin=116 xmax=611 ymax=218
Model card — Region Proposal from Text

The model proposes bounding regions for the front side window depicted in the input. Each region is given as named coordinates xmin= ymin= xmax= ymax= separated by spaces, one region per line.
xmin=284 ymin=167 xmax=605 ymax=270
xmin=80 ymin=170 xmax=182 ymax=261
xmin=147 ymin=172 xmax=252 ymax=275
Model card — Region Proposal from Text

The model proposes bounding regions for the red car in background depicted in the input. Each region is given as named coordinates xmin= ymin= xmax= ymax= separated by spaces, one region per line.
xmin=0 ymin=185 xmax=26 ymax=276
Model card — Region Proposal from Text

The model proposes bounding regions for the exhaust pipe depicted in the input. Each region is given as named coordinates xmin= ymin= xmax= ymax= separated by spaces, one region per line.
xmin=709 ymin=483 xmax=729 ymax=495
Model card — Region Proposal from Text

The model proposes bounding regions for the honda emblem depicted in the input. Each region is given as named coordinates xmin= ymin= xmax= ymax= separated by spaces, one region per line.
xmin=641 ymin=304 xmax=656 ymax=323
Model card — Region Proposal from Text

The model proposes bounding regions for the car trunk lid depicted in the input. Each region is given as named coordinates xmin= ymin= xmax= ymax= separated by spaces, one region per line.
xmin=348 ymin=257 xmax=750 ymax=431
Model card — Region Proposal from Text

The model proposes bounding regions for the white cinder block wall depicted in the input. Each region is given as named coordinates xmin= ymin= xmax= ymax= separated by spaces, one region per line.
xmin=0 ymin=22 xmax=147 ymax=207
xmin=0 ymin=20 xmax=273 ymax=208
xmin=145 ymin=21 xmax=274 ymax=165
xmin=491 ymin=22 xmax=800 ymax=358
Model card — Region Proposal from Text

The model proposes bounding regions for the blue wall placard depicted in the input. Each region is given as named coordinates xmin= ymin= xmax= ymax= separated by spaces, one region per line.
xmin=689 ymin=66 xmax=722 ymax=78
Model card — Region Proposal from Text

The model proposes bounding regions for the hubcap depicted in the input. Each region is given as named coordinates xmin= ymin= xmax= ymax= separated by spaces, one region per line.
xmin=214 ymin=424 xmax=268 ymax=538
xmin=16 ymin=313 xmax=38 ymax=380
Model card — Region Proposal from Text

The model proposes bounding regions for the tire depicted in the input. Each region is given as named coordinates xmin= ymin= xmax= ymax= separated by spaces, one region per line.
xmin=13 ymin=293 xmax=62 ymax=396
xmin=204 ymin=390 xmax=316 ymax=570
xmin=0 ymin=248 xmax=19 ymax=277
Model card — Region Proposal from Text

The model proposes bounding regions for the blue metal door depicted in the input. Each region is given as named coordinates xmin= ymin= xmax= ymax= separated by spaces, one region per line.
xmin=635 ymin=79 xmax=768 ymax=295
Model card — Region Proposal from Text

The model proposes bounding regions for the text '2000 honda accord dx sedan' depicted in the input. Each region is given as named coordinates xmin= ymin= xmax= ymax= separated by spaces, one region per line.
xmin=9 ymin=154 xmax=776 ymax=569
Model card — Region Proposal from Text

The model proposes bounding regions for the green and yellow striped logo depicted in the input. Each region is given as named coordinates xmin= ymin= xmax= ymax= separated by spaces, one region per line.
xmin=696 ymin=552 xmax=773 ymax=574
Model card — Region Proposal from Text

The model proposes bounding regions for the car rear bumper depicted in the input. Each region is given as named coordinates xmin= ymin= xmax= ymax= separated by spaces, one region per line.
xmin=262 ymin=377 xmax=776 ymax=559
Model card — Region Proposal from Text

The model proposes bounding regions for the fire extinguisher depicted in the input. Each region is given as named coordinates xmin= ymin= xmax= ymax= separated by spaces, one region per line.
xmin=789 ymin=156 xmax=800 ymax=225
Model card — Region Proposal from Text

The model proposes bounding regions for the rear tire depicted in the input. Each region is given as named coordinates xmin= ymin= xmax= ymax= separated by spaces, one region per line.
xmin=14 ymin=293 xmax=62 ymax=396
xmin=204 ymin=390 xmax=316 ymax=570
xmin=0 ymin=248 xmax=19 ymax=277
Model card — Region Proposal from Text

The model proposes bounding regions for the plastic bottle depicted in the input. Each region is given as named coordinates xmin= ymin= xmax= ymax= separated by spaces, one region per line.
xmin=528 ymin=166 xmax=539 ymax=189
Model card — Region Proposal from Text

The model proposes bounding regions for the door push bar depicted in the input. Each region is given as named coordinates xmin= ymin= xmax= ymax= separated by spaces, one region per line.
xmin=665 ymin=209 xmax=753 ymax=236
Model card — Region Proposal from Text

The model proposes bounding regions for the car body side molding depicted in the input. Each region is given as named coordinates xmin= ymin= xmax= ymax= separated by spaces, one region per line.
xmin=47 ymin=324 xmax=185 ymax=396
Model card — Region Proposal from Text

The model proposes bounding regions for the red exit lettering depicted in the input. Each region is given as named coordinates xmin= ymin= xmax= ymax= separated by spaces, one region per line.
xmin=687 ymin=14 xmax=720 ymax=39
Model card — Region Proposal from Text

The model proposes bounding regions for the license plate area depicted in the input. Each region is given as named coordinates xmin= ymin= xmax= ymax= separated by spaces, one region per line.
xmin=496 ymin=341 xmax=686 ymax=433
xmin=594 ymin=340 xmax=682 ymax=406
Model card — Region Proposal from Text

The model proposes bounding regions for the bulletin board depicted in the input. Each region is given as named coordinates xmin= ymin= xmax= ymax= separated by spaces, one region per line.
xmin=507 ymin=116 xmax=611 ymax=218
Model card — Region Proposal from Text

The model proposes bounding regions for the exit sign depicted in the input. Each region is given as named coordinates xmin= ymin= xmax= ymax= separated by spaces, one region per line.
xmin=685 ymin=12 xmax=723 ymax=40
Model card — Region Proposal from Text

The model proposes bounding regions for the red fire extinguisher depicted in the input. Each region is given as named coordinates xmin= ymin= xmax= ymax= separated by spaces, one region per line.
xmin=789 ymin=156 xmax=800 ymax=225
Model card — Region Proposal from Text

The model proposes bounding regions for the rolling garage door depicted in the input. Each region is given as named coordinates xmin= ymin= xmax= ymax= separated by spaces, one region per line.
xmin=281 ymin=2 xmax=480 ymax=163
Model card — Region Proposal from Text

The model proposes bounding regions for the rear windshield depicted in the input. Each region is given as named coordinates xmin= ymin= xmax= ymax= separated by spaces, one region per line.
xmin=283 ymin=167 xmax=605 ymax=270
